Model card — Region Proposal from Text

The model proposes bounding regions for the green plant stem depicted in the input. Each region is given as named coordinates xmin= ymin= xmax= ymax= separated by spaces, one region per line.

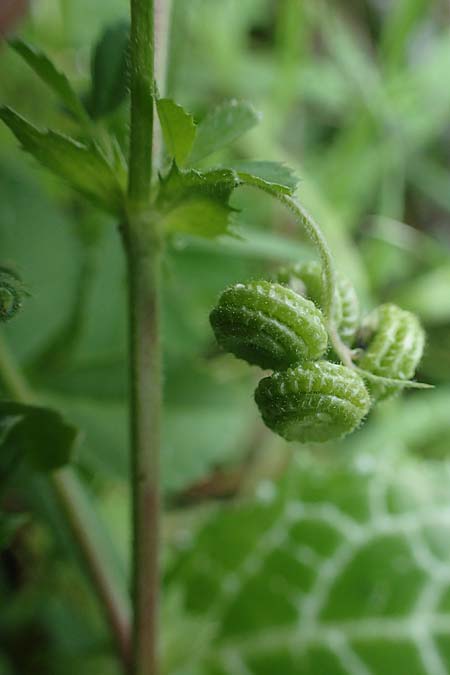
xmin=127 ymin=1 xmax=164 ymax=674
xmin=0 ymin=333 xmax=131 ymax=670
xmin=277 ymin=194 xmax=356 ymax=366
xmin=124 ymin=235 xmax=162 ymax=675
xmin=52 ymin=469 xmax=132 ymax=670
xmin=241 ymin=177 xmax=352 ymax=359
xmin=240 ymin=178 xmax=336 ymax=317
xmin=0 ymin=335 xmax=33 ymax=401
xmin=280 ymin=195 xmax=336 ymax=320
xmin=354 ymin=366 xmax=433 ymax=389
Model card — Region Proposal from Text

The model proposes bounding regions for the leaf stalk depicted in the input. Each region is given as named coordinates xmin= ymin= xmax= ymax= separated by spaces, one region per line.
xmin=0 ymin=334 xmax=132 ymax=670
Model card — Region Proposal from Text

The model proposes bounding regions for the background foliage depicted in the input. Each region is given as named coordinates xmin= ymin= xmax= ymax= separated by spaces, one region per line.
xmin=0 ymin=0 xmax=449 ymax=673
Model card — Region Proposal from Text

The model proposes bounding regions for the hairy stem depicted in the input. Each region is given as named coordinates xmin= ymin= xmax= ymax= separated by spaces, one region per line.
xmin=279 ymin=194 xmax=336 ymax=320
xmin=241 ymin=177 xmax=353 ymax=359
xmin=125 ymin=236 xmax=162 ymax=675
xmin=0 ymin=334 xmax=131 ymax=669
xmin=127 ymin=1 xmax=165 ymax=674
xmin=276 ymin=194 xmax=355 ymax=365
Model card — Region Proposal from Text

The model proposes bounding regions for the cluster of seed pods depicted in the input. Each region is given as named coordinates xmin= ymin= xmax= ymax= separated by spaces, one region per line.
xmin=210 ymin=262 xmax=425 ymax=443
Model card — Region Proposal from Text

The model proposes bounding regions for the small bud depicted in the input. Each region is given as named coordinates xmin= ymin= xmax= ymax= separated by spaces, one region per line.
xmin=0 ymin=267 xmax=26 ymax=322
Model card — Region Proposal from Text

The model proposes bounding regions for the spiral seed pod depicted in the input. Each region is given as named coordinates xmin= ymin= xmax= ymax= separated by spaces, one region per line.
xmin=255 ymin=361 xmax=371 ymax=443
xmin=210 ymin=280 xmax=328 ymax=370
xmin=357 ymin=303 xmax=425 ymax=401
xmin=277 ymin=261 xmax=359 ymax=345
xmin=0 ymin=268 xmax=25 ymax=323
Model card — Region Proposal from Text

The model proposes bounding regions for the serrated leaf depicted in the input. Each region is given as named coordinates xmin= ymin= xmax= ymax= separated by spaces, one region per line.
xmin=0 ymin=401 xmax=78 ymax=472
xmin=85 ymin=20 xmax=130 ymax=119
xmin=0 ymin=107 xmax=124 ymax=214
xmin=231 ymin=160 xmax=299 ymax=195
xmin=156 ymin=98 xmax=196 ymax=166
xmin=188 ymin=100 xmax=261 ymax=164
xmin=9 ymin=39 xmax=90 ymax=127
xmin=157 ymin=163 xmax=240 ymax=238
xmin=167 ymin=455 xmax=450 ymax=674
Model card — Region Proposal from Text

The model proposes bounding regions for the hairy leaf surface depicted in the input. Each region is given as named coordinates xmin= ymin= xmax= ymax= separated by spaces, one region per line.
xmin=0 ymin=107 xmax=124 ymax=214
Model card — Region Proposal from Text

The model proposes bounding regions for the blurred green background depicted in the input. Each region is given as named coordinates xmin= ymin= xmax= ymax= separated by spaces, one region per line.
xmin=1 ymin=1 xmax=450 ymax=673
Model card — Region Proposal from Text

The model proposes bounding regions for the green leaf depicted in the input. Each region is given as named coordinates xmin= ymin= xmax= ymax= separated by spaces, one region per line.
xmin=9 ymin=39 xmax=90 ymax=127
xmin=167 ymin=455 xmax=450 ymax=673
xmin=157 ymin=163 xmax=240 ymax=238
xmin=0 ymin=401 xmax=78 ymax=472
xmin=0 ymin=107 xmax=124 ymax=214
xmin=188 ymin=100 xmax=261 ymax=164
xmin=231 ymin=160 xmax=299 ymax=195
xmin=156 ymin=98 xmax=196 ymax=166
xmin=163 ymin=199 xmax=234 ymax=239
xmin=85 ymin=20 xmax=130 ymax=119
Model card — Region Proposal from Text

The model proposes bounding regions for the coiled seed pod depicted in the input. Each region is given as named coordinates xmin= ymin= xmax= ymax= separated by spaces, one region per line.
xmin=357 ymin=303 xmax=425 ymax=401
xmin=0 ymin=267 xmax=25 ymax=322
xmin=255 ymin=361 xmax=370 ymax=442
xmin=277 ymin=261 xmax=359 ymax=345
xmin=210 ymin=280 xmax=328 ymax=370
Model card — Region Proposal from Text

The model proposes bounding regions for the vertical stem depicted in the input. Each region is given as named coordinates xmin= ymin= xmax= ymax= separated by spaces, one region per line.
xmin=127 ymin=1 xmax=164 ymax=674
xmin=125 ymin=234 xmax=162 ymax=675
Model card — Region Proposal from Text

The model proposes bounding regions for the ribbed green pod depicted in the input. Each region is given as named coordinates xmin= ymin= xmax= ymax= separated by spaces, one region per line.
xmin=210 ymin=280 xmax=328 ymax=370
xmin=277 ymin=261 xmax=359 ymax=345
xmin=358 ymin=303 xmax=425 ymax=400
xmin=255 ymin=361 xmax=371 ymax=442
